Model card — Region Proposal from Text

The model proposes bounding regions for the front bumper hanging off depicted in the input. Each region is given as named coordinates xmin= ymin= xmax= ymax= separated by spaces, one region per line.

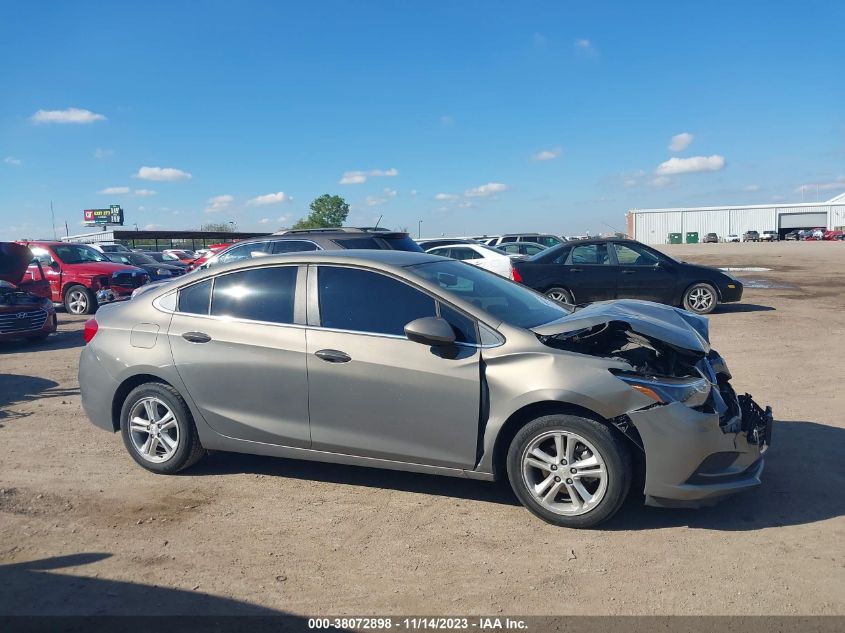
xmin=628 ymin=392 xmax=773 ymax=509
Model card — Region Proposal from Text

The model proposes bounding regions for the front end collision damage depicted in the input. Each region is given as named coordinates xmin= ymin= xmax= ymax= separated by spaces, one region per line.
xmin=479 ymin=300 xmax=772 ymax=507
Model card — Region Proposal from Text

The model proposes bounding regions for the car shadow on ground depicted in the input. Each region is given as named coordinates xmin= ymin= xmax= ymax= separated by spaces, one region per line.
xmin=0 ymin=328 xmax=85 ymax=354
xmin=0 ymin=374 xmax=80 ymax=426
xmin=604 ymin=419 xmax=844 ymax=531
xmin=714 ymin=303 xmax=776 ymax=313
xmin=0 ymin=553 xmax=330 ymax=621
xmin=193 ymin=420 xmax=842 ymax=530
xmin=192 ymin=451 xmax=521 ymax=507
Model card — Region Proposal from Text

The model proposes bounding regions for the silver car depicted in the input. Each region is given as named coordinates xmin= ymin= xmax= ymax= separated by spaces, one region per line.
xmin=79 ymin=250 xmax=772 ymax=528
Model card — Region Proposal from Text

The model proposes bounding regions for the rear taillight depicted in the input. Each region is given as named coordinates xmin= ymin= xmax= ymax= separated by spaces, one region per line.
xmin=511 ymin=266 xmax=523 ymax=283
xmin=83 ymin=318 xmax=99 ymax=343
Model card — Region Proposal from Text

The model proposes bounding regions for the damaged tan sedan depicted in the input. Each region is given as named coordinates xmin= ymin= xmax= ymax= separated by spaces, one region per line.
xmin=79 ymin=250 xmax=773 ymax=528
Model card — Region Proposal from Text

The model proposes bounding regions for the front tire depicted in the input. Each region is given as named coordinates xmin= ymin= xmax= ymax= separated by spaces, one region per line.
xmin=64 ymin=285 xmax=96 ymax=315
xmin=683 ymin=282 xmax=718 ymax=314
xmin=120 ymin=383 xmax=205 ymax=474
xmin=506 ymin=415 xmax=631 ymax=528
xmin=545 ymin=286 xmax=574 ymax=305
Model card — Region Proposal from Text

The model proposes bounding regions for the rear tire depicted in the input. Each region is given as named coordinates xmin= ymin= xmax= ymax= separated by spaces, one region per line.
xmin=506 ymin=414 xmax=631 ymax=528
xmin=63 ymin=285 xmax=96 ymax=315
xmin=545 ymin=287 xmax=574 ymax=305
xmin=682 ymin=282 xmax=718 ymax=314
xmin=120 ymin=383 xmax=205 ymax=474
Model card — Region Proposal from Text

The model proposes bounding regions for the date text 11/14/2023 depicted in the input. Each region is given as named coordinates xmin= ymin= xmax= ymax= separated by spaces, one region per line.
xmin=308 ymin=617 xmax=529 ymax=630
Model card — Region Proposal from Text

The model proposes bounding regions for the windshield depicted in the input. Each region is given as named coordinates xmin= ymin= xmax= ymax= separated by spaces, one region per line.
xmin=409 ymin=259 xmax=570 ymax=329
xmin=53 ymin=244 xmax=108 ymax=264
xmin=128 ymin=253 xmax=157 ymax=265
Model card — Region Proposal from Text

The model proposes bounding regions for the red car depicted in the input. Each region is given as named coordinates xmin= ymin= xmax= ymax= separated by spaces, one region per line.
xmin=0 ymin=242 xmax=58 ymax=343
xmin=19 ymin=241 xmax=150 ymax=315
xmin=823 ymin=230 xmax=844 ymax=241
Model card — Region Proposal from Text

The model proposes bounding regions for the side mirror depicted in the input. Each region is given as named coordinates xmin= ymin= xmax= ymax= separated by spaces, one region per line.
xmin=404 ymin=316 xmax=456 ymax=347
xmin=49 ymin=261 xmax=60 ymax=270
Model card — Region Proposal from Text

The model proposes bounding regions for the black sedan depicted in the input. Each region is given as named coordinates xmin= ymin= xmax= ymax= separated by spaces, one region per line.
xmin=512 ymin=238 xmax=743 ymax=314
xmin=103 ymin=252 xmax=187 ymax=281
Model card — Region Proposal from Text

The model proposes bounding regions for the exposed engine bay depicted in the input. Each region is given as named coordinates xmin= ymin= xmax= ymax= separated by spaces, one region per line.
xmin=0 ymin=280 xmax=44 ymax=307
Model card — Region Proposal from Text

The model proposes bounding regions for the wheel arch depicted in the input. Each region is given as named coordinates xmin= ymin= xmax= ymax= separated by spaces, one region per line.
xmin=490 ymin=400 xmax=617 ymax=482
xmin=111 ymin=373 xmax=175 ymax=432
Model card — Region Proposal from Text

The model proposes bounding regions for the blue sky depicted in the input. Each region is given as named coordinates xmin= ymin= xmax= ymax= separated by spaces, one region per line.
xmin=1 ymin=0 xmax=843 ymax=241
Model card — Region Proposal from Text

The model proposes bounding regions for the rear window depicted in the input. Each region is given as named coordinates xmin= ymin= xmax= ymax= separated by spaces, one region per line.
xmin=332 ymin=235 xmax=423 ymax=252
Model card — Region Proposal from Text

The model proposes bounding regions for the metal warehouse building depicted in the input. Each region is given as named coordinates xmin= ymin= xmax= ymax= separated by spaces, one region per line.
xmin=626 ymin=192 xmax=845 ymax=244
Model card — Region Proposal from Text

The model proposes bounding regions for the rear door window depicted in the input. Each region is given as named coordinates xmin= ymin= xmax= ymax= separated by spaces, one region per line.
xmin=178 ymin=279 xmax=212 ymax=315
xmin=317 ymin=266 xmax=436 ymax=336
xmin=568 ymin=244 xmax=610 ymax=265
xmin=210 ymin=266 xmax=297 ymax=324
xmin=272 ymin=240 xmax=320 ymax=254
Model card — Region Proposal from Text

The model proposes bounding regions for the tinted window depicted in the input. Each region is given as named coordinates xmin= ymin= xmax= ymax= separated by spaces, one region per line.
xmin=272 ymin=240 xmax=319 ymax=254
xmin=613 ymin=243 xmax=660 ymax=266
xmin=381 ymin=235 xmax=424 ymax=252
xmin=178 ymin=279 xmax=212 ymax=315
xmin=524 ymin=244 xmax=545 ymax=255
xmin=536 ymin=235 xmax=562 ymax=247
xmin=332 ymin=237 xmax=381 ymax=249
xmin=498 ymin=243 xmax=519 ymax=254
xmin=215 ymin=242 xmax=269 ymax=266
xmin=318 ymin=267 xmax=436 ymax=336
xmin=569 ymin=244 xmax=609 ymax=265
xmin=439 ymin=303 xmax=477 ymax=344
xmin=500 ymin=236 xmax=518 ymax=243
xmin=551 ymin=246 xmax=572 ymax=264
xmin=211 ymin=266 xmax=297 ymax=324
xmin=410 ymin=260 xmax=569 ymax=329
xmin=53 ymin=244 xmax=108 ymax=264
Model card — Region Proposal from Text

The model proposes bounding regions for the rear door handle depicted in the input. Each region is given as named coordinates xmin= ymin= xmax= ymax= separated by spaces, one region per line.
xmin=569 ymin=267 xmax=583 ymax=272
xmin=315 ymin=349 xmax=351 ymax=363
xmin=182 ymin=331 xmax=211 ymax=343
xmin=621 ymin=269 xmax=635 ymax=274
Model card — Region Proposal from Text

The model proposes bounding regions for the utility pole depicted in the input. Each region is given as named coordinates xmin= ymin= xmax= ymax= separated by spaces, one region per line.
xmin=417 ymin=219 xmax=422 ymax=238
xmin=50 ymin=201 xmax=57 ymax=240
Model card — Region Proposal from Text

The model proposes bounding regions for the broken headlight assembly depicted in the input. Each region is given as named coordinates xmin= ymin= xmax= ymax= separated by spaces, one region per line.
xmin=610 ymin=369 xmax=711 ymax=408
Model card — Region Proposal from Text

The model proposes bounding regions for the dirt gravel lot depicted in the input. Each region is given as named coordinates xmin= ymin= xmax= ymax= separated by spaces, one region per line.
xmin=1 ymin=241 xmax=843 ymax=616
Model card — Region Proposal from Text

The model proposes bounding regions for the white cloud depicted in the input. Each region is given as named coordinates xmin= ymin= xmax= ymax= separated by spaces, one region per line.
xmin=743 ymin=184 xmax=761 ymax=192
xmin=655 ymin=155 xmax=725 ymax=175
xmin=205 ymin=194 xmax=234 ymax=213
xmin=532 ymin=147 xmax=561 ymax=161
xmin=133 ymin=189 xmax=156 ymax=197
xmin=30 ymin=107 xmax=107 ymax=124
xmin=94 ymin=148 xmax=114 ymax=159
xmin=383 ymin=188 xmax=397 ymax=198
xmin=795 ymin=176 xmax=845 ymax=192
xmin=259 ymin=218 xmax=270 ymax=224
xmin=435 ymin=193 xmax=459 ymax=201
xmin=134 ymin=166 xmax=192 ymax=181
xmin=366 ymin=195 xmax=387 ymax=207
xmin=648 ymin=176 xmax=672 ymax=188
xmin=574 ymin=39 xmax=596 ymax=55
xmin=669 ymin=132 xmax=694 ymax=152
xmin=144 ymin=223 xmax=164 ymax=230
xmin=339 ymin=167 xmax=398 ymax=185
xmin=247 ymin=191 xmax=291 ymax=206
xmin=464 ymin=182 xmax=508 ymax=197
xmin=4 ymin=156 xmax=22 ymax=165
xmin=277 ymin=214 xmax=292 ymax=224
xmin=456 ymin=201 xmax=475 ymax=209
xmin=410 ymin=189 xmax=418 ymax=196
xmin=97 ymin=186 xmax=130 ymax=195
xmin=439 ymin=115 xmax=454 ymax=126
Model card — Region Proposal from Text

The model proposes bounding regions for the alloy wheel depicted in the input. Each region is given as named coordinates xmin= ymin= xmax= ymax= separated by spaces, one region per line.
xmin=521 ymin=430 xmax=608 ymax=516
xmin=66 ymin=290 xmax=89 ymax=314
xmin=687 ymin=287 xmax=714 ymax=312
xmin=546 ymin=289 xmax=571 ymax=303
xmin=128 ymin=397 xmax=180 ymax=463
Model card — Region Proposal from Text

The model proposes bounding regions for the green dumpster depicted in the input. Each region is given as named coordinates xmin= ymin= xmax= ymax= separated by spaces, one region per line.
xmin=685 ymin=232 xmax=699 ymax=244
xmin=668 ymin=233 xmax=683 ymax=244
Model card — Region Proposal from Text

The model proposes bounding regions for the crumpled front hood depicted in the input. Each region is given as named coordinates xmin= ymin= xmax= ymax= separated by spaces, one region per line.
xmin=0 ymin=242 xmax=33 ymax=285
xmin=531 ymin=299 xmax=710 ymax=355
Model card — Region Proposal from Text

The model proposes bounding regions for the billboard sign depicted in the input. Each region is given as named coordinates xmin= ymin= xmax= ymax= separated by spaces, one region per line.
xmin=84 ymin=205 xmax=124 ymax=226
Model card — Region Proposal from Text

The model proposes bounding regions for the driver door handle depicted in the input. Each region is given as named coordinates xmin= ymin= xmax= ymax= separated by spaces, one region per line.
xmin=315 ymin=349 xmax=351 ymax=363
xmin=621 ymin=269 xmax=635 ymax=274
xmin=569 ymin=267 xmax=583 ymax=272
